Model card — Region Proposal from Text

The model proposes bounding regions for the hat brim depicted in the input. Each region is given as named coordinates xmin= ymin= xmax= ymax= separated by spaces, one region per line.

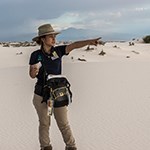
xmin=32 ymin=31 xmax=60 ymax=41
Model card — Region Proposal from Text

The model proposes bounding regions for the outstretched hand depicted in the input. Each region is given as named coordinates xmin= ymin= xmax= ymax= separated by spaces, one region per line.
xmin=66 ymin=37 xmax=105 ymax=54
xmin=90 ymin=37 xmax=104 ymax=46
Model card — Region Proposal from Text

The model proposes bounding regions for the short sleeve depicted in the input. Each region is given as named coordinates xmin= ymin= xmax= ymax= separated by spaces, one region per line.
xmin=55 ymin=45 xmax=68 ymax=57
xmin=29 ymin=51 xmax=39 ymax=65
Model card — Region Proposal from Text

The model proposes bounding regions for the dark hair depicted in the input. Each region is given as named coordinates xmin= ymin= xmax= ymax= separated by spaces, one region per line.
xmin=36 ymin=35 xmax=46 ymax=45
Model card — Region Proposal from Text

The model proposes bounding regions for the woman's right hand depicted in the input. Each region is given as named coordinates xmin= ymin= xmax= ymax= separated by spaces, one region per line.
xmin=29 ymin=64 xmax=40 ymax=78
xmin=29 ymin=62 xmax=42 ymax=78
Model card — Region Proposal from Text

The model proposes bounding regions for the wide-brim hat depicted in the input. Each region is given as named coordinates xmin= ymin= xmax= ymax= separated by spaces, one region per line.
xmin=32 ymin=24 xmax=60 ymax=41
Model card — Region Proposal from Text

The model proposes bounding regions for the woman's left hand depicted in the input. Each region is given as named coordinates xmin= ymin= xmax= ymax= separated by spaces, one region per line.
xmin=90 ymin=37 xmax=102 ymax=46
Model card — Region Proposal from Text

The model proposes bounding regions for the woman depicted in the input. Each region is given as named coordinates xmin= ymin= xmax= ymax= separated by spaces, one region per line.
xmin=29 ymin=24 xmax=101 ymax=150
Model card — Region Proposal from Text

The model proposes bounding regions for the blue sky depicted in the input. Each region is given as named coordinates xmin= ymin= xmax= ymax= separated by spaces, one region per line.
xmin=0 ymin=0 xmax=150 ymax=41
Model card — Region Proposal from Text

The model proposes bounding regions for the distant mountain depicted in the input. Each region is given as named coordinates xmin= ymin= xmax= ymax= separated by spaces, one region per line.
xmin=57 ymin=27 xmax=102 ymax=41
xmin=0 ymin=27 xmax=136 ymax=42
xmin=57 ymin=27 xmax=135 ymax=41
xmin=0 ymin=28 xmax=100 ymax=42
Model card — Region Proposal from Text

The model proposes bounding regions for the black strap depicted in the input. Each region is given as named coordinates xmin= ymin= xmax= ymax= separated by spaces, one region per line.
xmin=66 ymin=81 xmax=72 ymax=102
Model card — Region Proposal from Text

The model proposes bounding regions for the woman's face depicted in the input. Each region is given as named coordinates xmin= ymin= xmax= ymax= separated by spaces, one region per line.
xmin=42 ymin=34 xmax=56 ymax=47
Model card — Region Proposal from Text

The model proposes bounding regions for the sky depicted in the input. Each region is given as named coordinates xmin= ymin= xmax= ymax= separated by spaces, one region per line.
xmin=0 ymin=0 xmax=150 ymax=41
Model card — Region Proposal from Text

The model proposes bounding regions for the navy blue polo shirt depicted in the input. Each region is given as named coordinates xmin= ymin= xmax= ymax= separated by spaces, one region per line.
xmin=29 ymin=45 xmax=67 ymax=86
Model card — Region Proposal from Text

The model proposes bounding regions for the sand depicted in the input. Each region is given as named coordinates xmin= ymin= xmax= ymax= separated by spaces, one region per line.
xmin=0 ymin=41 xmax=150 ymax=150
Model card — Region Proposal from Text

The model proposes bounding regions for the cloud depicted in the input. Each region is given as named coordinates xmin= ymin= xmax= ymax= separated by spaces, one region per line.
xmin=0 ymin=0 xmax=150 ymax=41
xmin=109 ymin=12 xmax=122 ymax=18
xmin=135 ymin=7 xmax=148 ymax=11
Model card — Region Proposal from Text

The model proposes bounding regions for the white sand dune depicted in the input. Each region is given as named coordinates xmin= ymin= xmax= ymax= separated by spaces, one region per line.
xmin=0 ymin=42 xmax=150 ymax=150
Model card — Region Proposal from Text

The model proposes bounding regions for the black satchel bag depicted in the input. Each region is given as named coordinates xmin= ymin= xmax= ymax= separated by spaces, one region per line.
xmin=42 ymin=76 xmax=72 ymax=107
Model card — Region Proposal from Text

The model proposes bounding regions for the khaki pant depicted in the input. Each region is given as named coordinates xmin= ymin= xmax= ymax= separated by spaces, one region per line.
xmin=33 ymin=94 xmax=76 ymax=149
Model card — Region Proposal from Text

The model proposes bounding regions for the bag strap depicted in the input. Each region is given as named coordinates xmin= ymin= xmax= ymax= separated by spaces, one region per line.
xmin=38 ymin=49 xmax=48 ymax=87
xmin=66 ymin=79 xmax=72 ymax=103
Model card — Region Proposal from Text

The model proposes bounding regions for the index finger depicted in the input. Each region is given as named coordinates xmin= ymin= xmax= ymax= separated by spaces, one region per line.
xmin=96 ymin=37 xmax=102 ymax=41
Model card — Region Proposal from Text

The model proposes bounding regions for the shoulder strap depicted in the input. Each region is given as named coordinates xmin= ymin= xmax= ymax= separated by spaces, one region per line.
xmin=37 ymin=51 xmax=48 ymax=87
xmin=65 ymin=79 xmax=72 ymax=103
